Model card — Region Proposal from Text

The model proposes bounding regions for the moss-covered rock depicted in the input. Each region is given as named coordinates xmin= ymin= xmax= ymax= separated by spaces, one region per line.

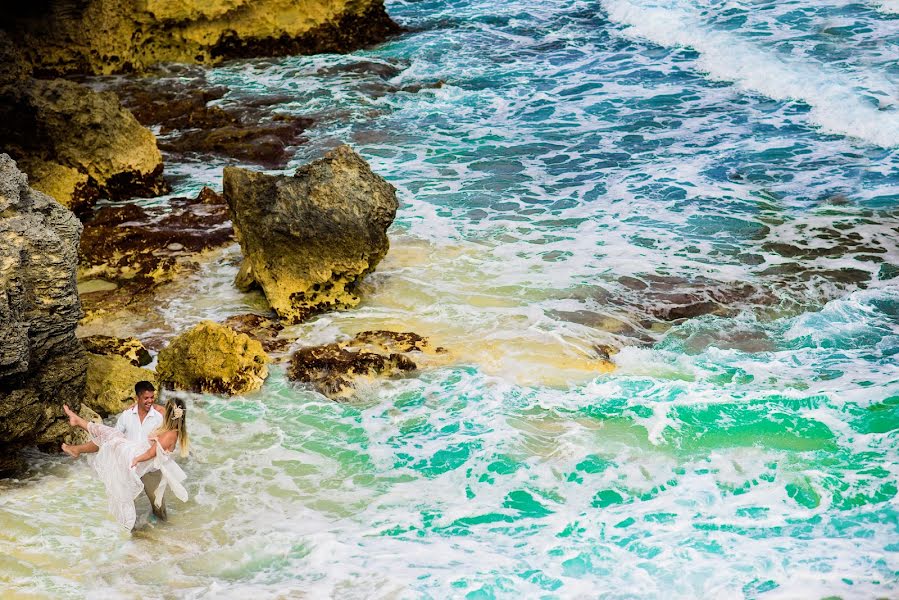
xmin=224 ymin=145 xmax=398 ymax=323
xmin=82 ymin=353 xmax=157 ymax=417
xmin=156 ymin=321 xmax=269 ymax=395
xmin=287 ymin=330 xmax=444 ymax=399
xmin=3 ymin=0 xmax=400 ymax=76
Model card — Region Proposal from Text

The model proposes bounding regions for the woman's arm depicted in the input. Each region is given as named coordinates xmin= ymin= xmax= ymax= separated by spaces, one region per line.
xmin=130 ymin=441 xmax=157 ymax=468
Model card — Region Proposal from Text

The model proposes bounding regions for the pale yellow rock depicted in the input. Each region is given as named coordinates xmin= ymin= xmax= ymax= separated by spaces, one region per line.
xmin=18 ymin=158 xmax=93 ymax=209
xmin=224 ymin=145 xmax=398 ymax=323
xmin=9 ymin=0 xmax=399 ymax=75
xmin=157 ymin=321 xmax=269 ymax=395
xmin=83 ymin=353 xmax=157 ymax=417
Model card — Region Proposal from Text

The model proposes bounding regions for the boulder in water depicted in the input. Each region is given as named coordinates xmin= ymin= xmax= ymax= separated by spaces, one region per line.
xmin=156 ymin=321 xmax=269 ymax=395
xmin=224 ymin=145 xmax=398 ymax=323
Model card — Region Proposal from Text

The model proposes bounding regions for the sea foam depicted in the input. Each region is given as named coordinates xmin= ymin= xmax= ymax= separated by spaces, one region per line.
xmin=601 ymin=0 xmax=899 ymax=147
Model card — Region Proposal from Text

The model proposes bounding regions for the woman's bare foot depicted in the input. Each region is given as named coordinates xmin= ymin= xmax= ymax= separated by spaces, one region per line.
xmin=62 ymin=404 xmax=86 ymax=429
xmin=61 ymin=443 xmax=79 ymax=458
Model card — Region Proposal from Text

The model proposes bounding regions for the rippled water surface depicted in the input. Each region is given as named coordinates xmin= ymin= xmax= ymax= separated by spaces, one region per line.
xmin=3 ymin=0 xmax=899 ymax=598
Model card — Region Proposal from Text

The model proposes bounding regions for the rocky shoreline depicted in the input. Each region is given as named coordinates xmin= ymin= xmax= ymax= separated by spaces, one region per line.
xmin=0 ymin=0 xmax=416 ymax=475
xmin=0 ymin=0 xmax=624 ymax=477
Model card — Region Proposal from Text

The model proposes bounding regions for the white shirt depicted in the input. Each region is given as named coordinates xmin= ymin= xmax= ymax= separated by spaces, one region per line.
xmin=115 ymin=405 xmax=164 ymax=442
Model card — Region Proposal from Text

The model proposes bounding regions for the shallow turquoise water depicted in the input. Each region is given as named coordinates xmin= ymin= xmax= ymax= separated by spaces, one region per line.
xmin=3 ymin=0 xmax=899 ymax=598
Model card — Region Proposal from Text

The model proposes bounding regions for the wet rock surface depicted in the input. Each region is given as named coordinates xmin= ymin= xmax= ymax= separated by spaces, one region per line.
xmin=156 ymin=321 xmax=269 ymax=396
xmin=221 ymin=314 xmax=289 ymax=354
xmin=78 ymin=187 xmax=234 ymax=322
xmin=80 ymin=335 xmax=152 ymax=367
xmin=288 ymin=330 xmax=434 ymax=399
xmin=106 ymin=68 xmax=314 ymax=169
xmin=224 ymin=145 xmax=398 ymax=323
xmin=0 ymin=154 xmax=87 ymax=456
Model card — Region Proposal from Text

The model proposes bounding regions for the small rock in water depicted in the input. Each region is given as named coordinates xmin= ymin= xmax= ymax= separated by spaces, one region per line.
xmin=287 ymin=330 xmax=439 ymax=399
xmin=156 ymin=321 xmax=269 ymax=396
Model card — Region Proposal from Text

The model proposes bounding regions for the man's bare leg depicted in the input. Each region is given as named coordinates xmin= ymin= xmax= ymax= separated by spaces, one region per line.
xmin=61 ymin=441 xmax=99 ymax=458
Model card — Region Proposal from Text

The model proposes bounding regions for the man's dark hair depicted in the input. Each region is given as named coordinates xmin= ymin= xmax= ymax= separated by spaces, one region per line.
xmin=135 ymin=381 xmax=156 ymax=396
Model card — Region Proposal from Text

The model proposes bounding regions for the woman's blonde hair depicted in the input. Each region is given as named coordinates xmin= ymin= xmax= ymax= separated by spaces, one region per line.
xmin=155 ymin=397 xmax=190 ymax=458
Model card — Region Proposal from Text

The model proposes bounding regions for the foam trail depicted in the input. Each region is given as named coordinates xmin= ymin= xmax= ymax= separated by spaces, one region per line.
xmin=601 ymin=0 xmax=899 ymax=147
xmin=874 ymin=0 xmax=899 ymax=13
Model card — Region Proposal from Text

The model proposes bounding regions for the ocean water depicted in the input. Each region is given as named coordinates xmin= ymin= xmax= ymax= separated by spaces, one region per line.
xmin=2 ymin=0 xmax=899 ymax=598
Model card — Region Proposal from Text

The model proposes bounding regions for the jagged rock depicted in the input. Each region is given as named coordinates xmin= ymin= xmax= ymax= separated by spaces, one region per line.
xmin=221 ymin=313 xmax=289 ymax=354
xmin=0 ymin=76 xmax=166 ymax=212
xmin=0 ymin=154 xmax=87 ymax=456
xmin=80 ymin=335 xmax=152 ymax=367
xmin=287 ymin=330 xmax=438 ymax=399
xmin=83 ymin=353 xmax=156 ymax=417
xmin=2 ymin=0 xmax=401 ymax=76
xmin=224 ymin=145 xmax=398 ymax=323
xmin=156 ymin=321 xmax=269 ymax=395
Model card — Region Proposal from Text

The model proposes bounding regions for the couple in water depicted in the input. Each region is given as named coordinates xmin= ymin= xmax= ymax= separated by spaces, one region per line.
xmin=61 ymin=381 xmax=190 ymax=530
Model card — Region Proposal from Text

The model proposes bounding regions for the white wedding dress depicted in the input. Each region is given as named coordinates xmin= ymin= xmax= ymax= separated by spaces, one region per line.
xmin=85 ymin=422 xmax=188 ymax=530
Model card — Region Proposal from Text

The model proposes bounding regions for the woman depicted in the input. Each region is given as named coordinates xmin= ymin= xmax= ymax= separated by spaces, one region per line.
xmin=61 ymin=398 xmax=190 ymax=530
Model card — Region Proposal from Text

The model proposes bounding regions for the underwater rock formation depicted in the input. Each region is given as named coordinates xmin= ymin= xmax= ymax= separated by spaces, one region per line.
xmin=288 ymin=330 xmax=443 ymax=399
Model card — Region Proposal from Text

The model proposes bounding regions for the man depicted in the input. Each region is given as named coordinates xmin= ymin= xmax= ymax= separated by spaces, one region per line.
xmin=62 ymin=380 xmax=168 ymax=520
xmin=114 ymin=381 xmax=167 ymax=521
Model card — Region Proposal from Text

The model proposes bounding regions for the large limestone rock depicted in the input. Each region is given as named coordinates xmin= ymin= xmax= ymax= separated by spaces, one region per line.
xmin=2 ymin=0 xmax=401 ymax=76
xmin=224 ymin=145 xmax=399 ymax=323
xmin=0 ymin=77 xmax=166 ymax=212
xmin=0 ymin=154 xmax=87 ymax=456
xmin=83 ymin=353 xmax=157 ymax=417
xmin=156 ymin=321 xmax=269 ymax=395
